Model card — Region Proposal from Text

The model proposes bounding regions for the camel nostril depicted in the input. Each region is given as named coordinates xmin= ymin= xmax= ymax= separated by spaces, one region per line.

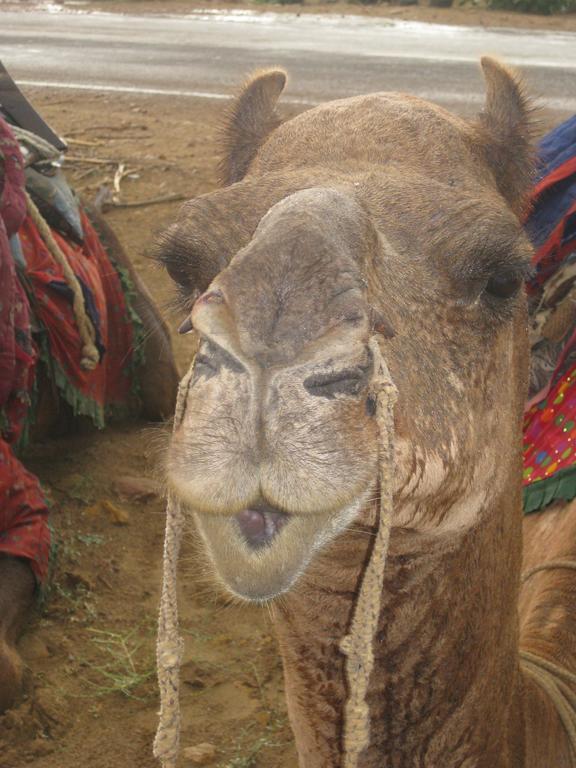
xmin=235 ymin=506 xmax=289 ymax=550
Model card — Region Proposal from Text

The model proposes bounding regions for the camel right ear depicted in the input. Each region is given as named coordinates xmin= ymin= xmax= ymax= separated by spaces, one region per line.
xmin=218 ymin=69 xmax=287 ymax=186
xmin=477 ymin=57 xmax=536 ymax=216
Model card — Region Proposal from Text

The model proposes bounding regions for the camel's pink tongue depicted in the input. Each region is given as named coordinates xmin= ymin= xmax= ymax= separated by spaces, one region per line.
xmin=235 ymin=507 xmax=288 ymax=549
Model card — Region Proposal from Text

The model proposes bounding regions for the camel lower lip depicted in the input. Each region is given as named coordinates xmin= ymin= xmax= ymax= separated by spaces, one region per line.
xmin=235 ymin=506 xmax=289 ymax=549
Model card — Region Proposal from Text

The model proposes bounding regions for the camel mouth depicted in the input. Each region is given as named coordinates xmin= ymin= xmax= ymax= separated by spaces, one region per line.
xmin=194 ymin=508 xmax=306 ymax=603
xmin=235 ymin=504 xmax=290 ymax=550
xmin=193 ymin=493 xmax=370 ymax=603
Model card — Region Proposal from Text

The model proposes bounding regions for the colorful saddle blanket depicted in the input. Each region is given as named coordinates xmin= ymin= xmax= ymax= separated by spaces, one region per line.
xmin=0 ymin=117 xmax=142 ymax=585
xmin=523 ymin=115 xmax=576 ymax=513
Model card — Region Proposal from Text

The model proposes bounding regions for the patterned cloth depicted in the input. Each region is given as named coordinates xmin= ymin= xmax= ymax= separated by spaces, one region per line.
xmin=523 ymin=115 xmax=576 ymax=513
xmin=0 ymin=118 xmax=49 ymax=582
xmin=19 ymin=208 xmax=138 ymax=428
xmin=0 ymin=116 xmax=142 ymax=584
xmin=523 ymin=362 xmax=576 ymax=510
xmin=525 ymin=115 xmax=576 ymax=295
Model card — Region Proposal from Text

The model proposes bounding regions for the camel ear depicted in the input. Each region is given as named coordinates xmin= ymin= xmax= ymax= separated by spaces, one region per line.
xmin=478 ymin=57 xmax=536 ymax=215
xmin=218 ymin=69 xmax=287 ymax=186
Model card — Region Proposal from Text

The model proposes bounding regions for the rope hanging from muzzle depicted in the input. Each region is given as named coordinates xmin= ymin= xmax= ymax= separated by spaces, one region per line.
xmin=340 ymin=336 xmax=398 ymax=768
xmin=154 ymin=365 xmax=194 ymax=768
xmin=153 ymin=339 xmax=398 ymax=768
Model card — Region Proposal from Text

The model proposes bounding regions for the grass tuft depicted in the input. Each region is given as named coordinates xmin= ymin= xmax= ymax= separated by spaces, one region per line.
xmin=80 ymin=627 xmax=155 ymax=700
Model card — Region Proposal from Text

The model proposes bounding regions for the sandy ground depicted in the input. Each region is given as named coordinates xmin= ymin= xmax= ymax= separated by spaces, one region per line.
xmin=7 ymin=0 xmax=576 ymax=32
xmin=0 ymin=90 xmax=303 ymax=768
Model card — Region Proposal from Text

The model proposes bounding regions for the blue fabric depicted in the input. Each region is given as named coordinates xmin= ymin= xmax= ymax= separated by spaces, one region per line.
xmin=526 ymin=115 xmax=576 ymax=253
xmin=536 ymin=114 xmax=576 ymax=181
xmin=9 ymin=233 xmax=25 ymax=268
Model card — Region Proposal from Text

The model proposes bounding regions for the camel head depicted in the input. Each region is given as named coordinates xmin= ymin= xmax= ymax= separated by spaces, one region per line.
xmin=157 ymin=60 xmax=535 ymax=602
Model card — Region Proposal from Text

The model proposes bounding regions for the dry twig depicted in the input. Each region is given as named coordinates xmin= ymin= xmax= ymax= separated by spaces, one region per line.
xmin=108 ymin=193 xmax=186 ymax=209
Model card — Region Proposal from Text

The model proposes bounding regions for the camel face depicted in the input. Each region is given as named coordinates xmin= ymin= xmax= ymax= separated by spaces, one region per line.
xmin=168 ymin=189 xmax=381 ymax=600
xmin=160 ymin=60 xmax=534 ymax=602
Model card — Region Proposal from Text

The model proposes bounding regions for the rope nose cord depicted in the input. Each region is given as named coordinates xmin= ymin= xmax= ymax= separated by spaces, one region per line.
xmin=339 ymin=337 xmax=397 ymax=768
xmin=154 ymin=365 xmax=194 ymax=768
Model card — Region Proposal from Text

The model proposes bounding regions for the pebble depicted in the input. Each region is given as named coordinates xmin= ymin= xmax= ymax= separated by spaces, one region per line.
xmin=182 ymin=743 xmax=217 ymax=765
xmin=114 ymin=475 xmax=159 ymax=502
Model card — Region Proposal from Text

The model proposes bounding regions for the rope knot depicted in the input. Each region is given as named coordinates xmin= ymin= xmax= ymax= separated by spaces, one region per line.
xmin=158 ymin=639 xmax=183 ymax=670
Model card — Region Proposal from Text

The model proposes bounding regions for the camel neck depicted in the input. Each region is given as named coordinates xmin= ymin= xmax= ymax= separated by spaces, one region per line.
xmin=272 ymin=499 xmax=525 ymax=768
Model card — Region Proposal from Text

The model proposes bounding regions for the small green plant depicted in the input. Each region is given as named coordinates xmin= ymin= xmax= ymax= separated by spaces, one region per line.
xmin=54 ymin=582 xmax=97 ymax=620
xmin=219 ymin=712 xmax=289 ymax=768
xmin=223 ymin=737 xmax=274 ymax=768
xmin=487 ymin=0 xmax=576 ymax=13
xmin=80 ymin=628 xmax=155 ymax=700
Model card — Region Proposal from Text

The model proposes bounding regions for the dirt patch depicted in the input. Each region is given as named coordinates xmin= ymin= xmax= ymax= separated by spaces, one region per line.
xmin=0 ymin=89 xmax=301 ymax=768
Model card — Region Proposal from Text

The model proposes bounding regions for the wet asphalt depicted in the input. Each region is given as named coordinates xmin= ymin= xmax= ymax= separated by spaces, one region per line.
xmin=1 ymin=8 xmax=575 ymax=117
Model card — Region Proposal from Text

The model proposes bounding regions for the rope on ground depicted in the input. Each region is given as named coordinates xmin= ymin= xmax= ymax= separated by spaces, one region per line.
xmin=339 ymin=336 xmax=398 ymax=768
xmin=153 ymin=365 xmax=195 ymax=768
xmin=25 ymin=191 xmax=100 ymax=371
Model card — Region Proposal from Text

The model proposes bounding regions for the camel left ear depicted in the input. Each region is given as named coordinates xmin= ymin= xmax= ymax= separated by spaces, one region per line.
xmin=477 ymin=57 xmax=536 ymax=216
xmin=218 ymin=69 xmax=287 ymax=186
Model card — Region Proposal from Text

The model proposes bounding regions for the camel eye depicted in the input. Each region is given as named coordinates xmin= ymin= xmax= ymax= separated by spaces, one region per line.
xmin=194 ymin=345 xmax=219 ymax=379
xmin=193 ymin=339 xmax=245 ymax=381
xmin=303 ymin=354 xmax=372 ymax=399
xmin=304 ymin=370 xmax=367 ymax=398
xmin=484 ymin=271 xmax=523 ymax=300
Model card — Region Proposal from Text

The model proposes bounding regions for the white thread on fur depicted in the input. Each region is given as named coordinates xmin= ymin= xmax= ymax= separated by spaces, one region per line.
xmin=520 ymin=561 xmax=576 ymax=761
xmin=520 ymin=650 xmax=576 ymax=760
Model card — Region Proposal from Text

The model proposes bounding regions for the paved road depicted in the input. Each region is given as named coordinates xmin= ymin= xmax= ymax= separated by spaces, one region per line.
xmin=2 ymin=8 xmax=576 ymax=116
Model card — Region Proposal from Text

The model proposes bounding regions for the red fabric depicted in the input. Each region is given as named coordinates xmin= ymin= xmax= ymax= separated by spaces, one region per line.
xmin=523 ymin=362 xmax=576 ymax=486
xmin=0 ymin=117 xmax=138 ymax=585
xmin=19 ymin=210 xmax=136 ymax=419
xmin=527 ymin=199 xmax=576 ymax=297
xmin=0 ymin=440 xmax=50 ymax=582
xmin=532 ymin=155 xmax=576 ymax=200
xmin=0 ymin=119 xmax=49 ymax=583
xmin=0 ymin=118 xmax=28 ymax=408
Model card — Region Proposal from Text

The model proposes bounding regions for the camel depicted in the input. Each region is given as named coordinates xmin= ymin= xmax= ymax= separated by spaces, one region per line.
xmin=156 ymin=59 xmax=576 ymax=767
